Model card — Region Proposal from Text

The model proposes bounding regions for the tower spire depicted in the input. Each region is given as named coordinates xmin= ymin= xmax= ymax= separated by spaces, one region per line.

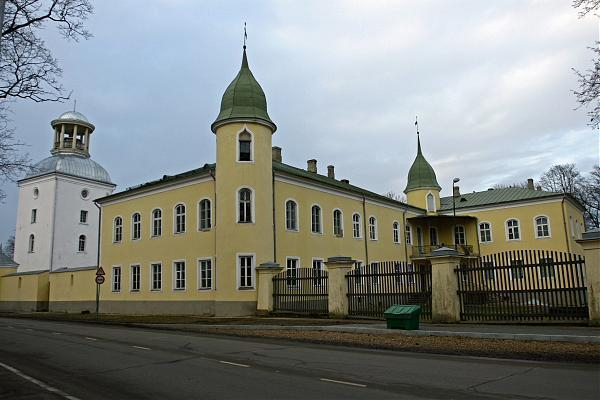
xmin=415 ymin=116 xmax=422 ymax=154
xmin=243 ymin=22 xmax=247 ymax=49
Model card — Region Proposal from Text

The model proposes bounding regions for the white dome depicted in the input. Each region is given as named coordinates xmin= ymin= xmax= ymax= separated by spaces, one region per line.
xmin=24 ymin=154 xmax=112 ymax=184
xmin=57 ymin=111 xmax=89 ymax=123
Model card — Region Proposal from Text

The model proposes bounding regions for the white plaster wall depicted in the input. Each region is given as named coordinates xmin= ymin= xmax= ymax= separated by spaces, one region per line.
xmin=14 ymin=177 xmax=57 ymax=272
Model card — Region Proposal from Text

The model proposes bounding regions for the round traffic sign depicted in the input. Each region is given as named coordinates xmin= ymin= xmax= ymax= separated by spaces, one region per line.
xmin=95 ymin=275 xmax=105 ymax=285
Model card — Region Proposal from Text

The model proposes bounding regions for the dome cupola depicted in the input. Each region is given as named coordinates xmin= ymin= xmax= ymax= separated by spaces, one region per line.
xmin=211 ymin=47 xmax=276 ymax=133
xmin=50 ymin=110 xmax=96 ymax=157
xmin=404 ymin=135 xmax=441 ymax=193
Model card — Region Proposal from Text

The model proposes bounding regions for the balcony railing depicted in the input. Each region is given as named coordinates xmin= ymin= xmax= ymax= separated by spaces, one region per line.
xmin=412 ymin=244 xmax=475 ymax=257
xmin=55 ymin=140 xmax=86 ymax=151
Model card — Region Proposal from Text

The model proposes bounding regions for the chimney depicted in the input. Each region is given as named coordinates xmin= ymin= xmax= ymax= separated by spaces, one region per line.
xmin=453 ymin=186 xmax=460 ymax=197
xmin=272 ymin=146 xmax=282 ymax=162
xmin=307 ymin=159 xmax=317 ymax=173
xmin=536 ymin=185 xmax=542 ymax=191
xmin=527 ymin=178 xmax=534 ymax=190
xmin=341 ymin=179 xmax=349 ymax=184
xmin=327 ymin=165 xmax=335 ymax=179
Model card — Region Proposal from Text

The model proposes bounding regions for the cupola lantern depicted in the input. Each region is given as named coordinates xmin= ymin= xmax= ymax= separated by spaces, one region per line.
xmin=50 ymin=110 xmax=96 ymax=157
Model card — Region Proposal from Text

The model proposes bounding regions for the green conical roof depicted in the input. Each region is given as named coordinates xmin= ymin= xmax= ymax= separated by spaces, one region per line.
xmin=404 ymin=136 xmax=441 ymax=193
xmin=211 ymin=47 xmax=276 ymax=133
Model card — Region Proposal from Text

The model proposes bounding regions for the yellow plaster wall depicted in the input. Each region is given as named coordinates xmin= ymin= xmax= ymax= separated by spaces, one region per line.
xmin=49 ymin=269 xmax=96 ymax=301
xmin=406 ymin=188 xmax=441 ymax=212
xmin=0 ymin=272 xmax=48 ymax=302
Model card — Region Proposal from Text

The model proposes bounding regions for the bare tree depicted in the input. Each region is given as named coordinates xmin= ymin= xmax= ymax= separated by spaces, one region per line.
xmin=0 ymin=103 xmax=29 ymax=201
xmin=3 ymin=234 xmax=15 ymax=258
xmin=582 ymin=165 xmax=600 ymax=228
xmin=492 ymin=181 xmax=529 ymax=190
xmin=385 ymin=191 xmax=407 ymax=203
xmin=572 ymin=1 xmax=600 ymax=129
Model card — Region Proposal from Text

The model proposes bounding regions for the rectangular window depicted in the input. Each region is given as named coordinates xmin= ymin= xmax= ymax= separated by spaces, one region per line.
xmin=429 ymin=227 xmax=438 ymax=246
xmin=31 ymin=209 xmax=37 ymax=224
xmin=151 ymin=263 xmax=162 ymax=291
xmin=112 ymin=267 xmax=121 ymax=292
xmin=239 ymin=140 xmax=251 ymax=161
xmin=510 ymin=260 xmax=524 ymax=280
xmin=199 ymin=259 xmax=212 ymax=289
xmin=239 ymin=255 xmax=253 ymax=288
xmin=454 ymin=225 xmax=466 ymax=245
xmin=539 ymin=257 xmax=555 ymax=278
xmin=174 ymin=261 xmax=186 ymax=290
xmin=80 ymin=210 xmax=88 ymax=224
xmin=286 ymin=258 xmax=299 ymax=288
xmin=131 ymin=265 xmax=140 ymax=291
xmin=312 ymin=259 xmax=324 ymax=286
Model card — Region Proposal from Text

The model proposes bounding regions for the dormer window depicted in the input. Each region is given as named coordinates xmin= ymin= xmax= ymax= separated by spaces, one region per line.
xmin=238 ymin=130 xmax=252 ymax=161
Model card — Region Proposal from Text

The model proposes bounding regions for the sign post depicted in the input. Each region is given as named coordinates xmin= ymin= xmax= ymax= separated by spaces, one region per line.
xmin=95 ymin=267 xmax=105 ymax=319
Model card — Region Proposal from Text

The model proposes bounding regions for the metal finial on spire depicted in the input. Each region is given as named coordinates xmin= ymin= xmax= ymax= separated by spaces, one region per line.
xmin=243 ymin=22 xmax=247 ymax=49
xmin=415 ymin=115 xmax=419 ymax=136
xmin=73 ymin=99 xmax=77 ymax=112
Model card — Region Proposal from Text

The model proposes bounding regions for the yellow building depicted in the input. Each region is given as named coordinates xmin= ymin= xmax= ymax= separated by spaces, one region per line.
xmin=1 ymin=46 xmax=586 ymax=315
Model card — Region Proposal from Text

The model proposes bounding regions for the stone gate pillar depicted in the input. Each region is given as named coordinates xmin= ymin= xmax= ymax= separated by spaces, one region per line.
xmin=577 ymin=229 xmax=600 ymax=326
xmin=325 ymin=256 xmax=355 ymax=318
xmin=255 ymin=262 xmax=282 ymax=316
xmin=428 ymin=248 xmax=467 ymax=323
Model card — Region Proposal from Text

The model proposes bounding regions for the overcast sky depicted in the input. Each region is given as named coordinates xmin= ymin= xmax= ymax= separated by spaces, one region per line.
xmin=1 ymin=0 xmax=599 ymax=244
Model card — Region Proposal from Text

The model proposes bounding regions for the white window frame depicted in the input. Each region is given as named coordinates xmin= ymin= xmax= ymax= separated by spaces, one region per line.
xmin=479 ymin=221 xmax=493 ymax=243
xmin=405 ymin=224 xmax=412 ymax=245
xmin=150 ymin=262 xmax=162 ymax=291
xmin=237 ymin=253 xmax=256 ymax=290
xmin=151 ymin=208 xmax=162 ymax=237
xmin=78 ymin=234 xmax=86 ymax=253
xmin=130 ymin=264 xmax=141 ymax=292
xmin=28 ymin=234 xmax=35 ymax=253
xmin=236 ymin=186 xmax=255 ymax=224
xmin=312 ymin=257 xmax=325 ymax=287
xmin=112 ymin=266 xmax=121 ymax=292
xmin=174 ymin=203 xmax=186 ymax=234
xmin=285 ymin=199 xmax=299 ymax=232
xmin=506 ymin=218 xmax=521 ymax=241
xmin=534 ymin=215 xmax=551 ymax=238
xmin=333 ymin=209 xmax=343 ymax=237
xmin=352 ymin=213 xmax=362 ymax=239
xmin=131 ymin=212 xmax=142 ymax=240
xmin=311 ymin=204 xmax=322 ymax=234
xmin=173 ymin=260 xmax=186 ymax=290
xmin=454 ymin=225 xmax=466 ymax=245
xmin=198 ymin=198 xmax=212 ymax=231
xmin=236 ymin=126 xmax=254 ymax=163
xmin=285 ymin=257 xmax=300 ymax=288
xmin=392 ymin=221 xmax=400 ymax=244
xmin=368 ymin=216 xmax=378 ymax=241
xmin=113 ymin=216 xmax=123 ymax=243
xmin=426 ymin=191 xmax=436 ymax=212
xmin=198 ymin=258 xmax=213 ymax=290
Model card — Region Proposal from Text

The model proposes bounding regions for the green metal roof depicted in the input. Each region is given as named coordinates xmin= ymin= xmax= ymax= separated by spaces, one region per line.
xmin=404 ymin=136 xmax=441 ymax=193
xmin=439 ymin=187 xmax=583 ymax=211
xmin=211 ymin=47 xmax=276 ymax=133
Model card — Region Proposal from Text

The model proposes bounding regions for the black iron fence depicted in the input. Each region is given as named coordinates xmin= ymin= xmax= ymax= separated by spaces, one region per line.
xmin=456 ymin=250 xmax=588 ymax=322
xmin=273 ymin=268 xmax=328 ymax=315
xmin=346 ymin=261 xmax=432 ymax=320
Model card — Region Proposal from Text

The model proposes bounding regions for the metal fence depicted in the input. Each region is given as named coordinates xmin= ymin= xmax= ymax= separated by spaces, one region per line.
xmin=456 ymin=250 xmax=588 ymax=322
xmin=272 ymin=268 xmax=328 ymax=315
xmin=346 ymin=261 xmax=432 ymax=320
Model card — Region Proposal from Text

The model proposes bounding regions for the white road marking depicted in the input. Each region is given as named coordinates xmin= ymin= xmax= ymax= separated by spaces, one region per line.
xmin=52 ymin=332 xmax=62 ymax=335
xmin=320 ymin=378 xmax=367 ymax=388
xmin=132 ymin=345 xmax=151 ymax=350
xmin=0 ymin=361 xmax=81 ymax=400
xmin=7 ymin=325 xmax=13 ymax=328
xmin=219 ymin=361 xmax=250 ymax=368
xmin=84 ymin=337 xmax=97 ymax=341
xmin=25 ymin=328 xmax=33 ymax=331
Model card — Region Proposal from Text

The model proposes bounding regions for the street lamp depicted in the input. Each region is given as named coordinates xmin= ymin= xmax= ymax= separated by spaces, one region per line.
xmin=452 ymin=177 xmax=460 ymax=216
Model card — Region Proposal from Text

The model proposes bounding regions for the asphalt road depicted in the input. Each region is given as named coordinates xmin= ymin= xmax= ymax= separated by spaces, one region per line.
xmin=0 ymin=317 xmax=598 ymax=400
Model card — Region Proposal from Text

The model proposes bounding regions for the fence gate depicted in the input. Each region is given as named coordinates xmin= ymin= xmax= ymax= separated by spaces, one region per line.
xmin=346 ymin=261 xmax=432 ymax=320
xmin=272 ymin=268 xmax=328 ymax=315
xmin=456 ymin=250 xmax=588 ymax=323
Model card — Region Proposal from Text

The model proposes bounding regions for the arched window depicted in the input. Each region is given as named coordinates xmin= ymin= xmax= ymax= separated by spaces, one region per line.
xmin=311 ymin=205 xmax=321 ymax=233
xmin=285 ymin=200 xmax=298 ymax=231
xmin=238 ymin=130 xmax=252 ymax=161
xmin=535 ymin=216 xmax=550 ymax=238
xmin=426 ymin=193 xmax=435 ymax=211
xmin=393 ymin=221 xmax=400 ymax=243
xmin=454 ymin=225 xmax=466 ymax=245
xmin=479 ymin=222 xmax=492 ymax=243
xmin=369 ymin=217 xmax=377 ymax=240
xmin=199 ymin=199 xmax=211 ymax=230
xmin=78 ymin=235 xmax=86 ymax=252
xmin=152 ymin=209 xmax=162 ymax=237
xmin=132 ymin=213 xmax=141 ymax=240
xmin=352 ymin=213 xmax=361 ymax=238
xmin=114 ymin=217 xmax=123 ymax=242
xmin=506 ymin=219 xmax=520 ymax=240
xmin=28 ymin=234 xmax=35 ymax=253
xmin=429 ymin=227 xmax=438 ymax=246
xmin=333 ymin=209 xmax=343 ymax=236
xmin=405 ymin=224 xmax=412 ymax=245
xmin=238 ymin=188 xmax=252 ymax=223
xmin=174 ymin=204 xmax=186 ymax=233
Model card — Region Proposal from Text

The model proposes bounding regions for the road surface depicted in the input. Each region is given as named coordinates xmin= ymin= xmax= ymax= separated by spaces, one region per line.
xmin=0 ymin=317 xmax=598 ymax=399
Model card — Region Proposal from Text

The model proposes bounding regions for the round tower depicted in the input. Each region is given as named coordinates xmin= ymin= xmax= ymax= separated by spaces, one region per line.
xmin=404 ymin=135 xmax=441 ymax=214
xmin=212 ymin=46 xmax=276 ymax=308
xmin=50 ymin=111 xmax=96 ymax=157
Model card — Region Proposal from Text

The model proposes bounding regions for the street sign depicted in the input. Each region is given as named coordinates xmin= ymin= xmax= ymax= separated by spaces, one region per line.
xmin=95 ymin=275 xmax=105 ymax=285
xmin=96 ymin=267 xmax=105 ymax=276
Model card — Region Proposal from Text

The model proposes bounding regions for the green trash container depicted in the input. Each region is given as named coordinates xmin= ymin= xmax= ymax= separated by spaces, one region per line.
xmin=383 ymin=305 xmax=421 ymax=330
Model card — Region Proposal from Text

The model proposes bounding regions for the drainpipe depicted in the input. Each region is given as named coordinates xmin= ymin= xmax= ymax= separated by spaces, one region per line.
xmin=272 ymin=171 xmax=277 ymax=263
xmin=403 ymin=209 xmax=408 ymax=263
xmin=49 ymin=177 xmax=59 ymax=271
xmin=561 ymin=197 xmax=571 ymax=253
xmin=93 ymin=201 xmax=102 ymax=269
xmin=362 ymin=196 xmax=369 ymax=265
xmin=209 ymin=169 xmax=217 ymax=289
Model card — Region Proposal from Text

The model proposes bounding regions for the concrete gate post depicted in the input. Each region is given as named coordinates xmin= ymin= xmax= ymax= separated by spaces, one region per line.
xmin=577 ymin=230 xmax=600 ymax=326
xmin=428 ymin=248 xmax=466 ymax=323
xmin=325 ymin=256 xmax=355 ymax=318
xmin=255 ymin=262 xmax=283 ymax=316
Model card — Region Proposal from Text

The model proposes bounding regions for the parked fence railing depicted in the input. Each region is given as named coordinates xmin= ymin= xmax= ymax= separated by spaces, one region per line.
xmin=273 ymin=268 xmax=328 ymax=315
xmin=346 ymin=261 xmax=432 ymax=320
xmin=456 ymin=250 xmax=587 ymax=322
